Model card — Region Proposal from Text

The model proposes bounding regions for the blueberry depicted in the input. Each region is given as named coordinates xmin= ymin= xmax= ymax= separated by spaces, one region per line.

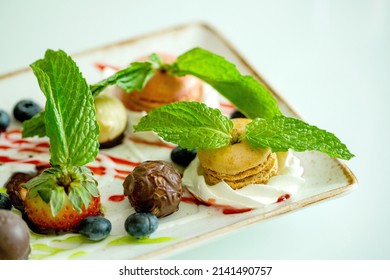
xmin=170 ymin=146 xmax=197 ymax=167
xmin=0 ymin=110 xmax=10 ymax=131
xmin=78 ymin=216 xmax=112 ymax=241
xmin=230 ymin=110 xmax=247 ymax=119
xmin=13 ymin=99 xmax=41 ymax=122
xmin=0 ymin=193 xmax=12 ymax=210
xmin=124 ymin=212 xmax=158 ymax=239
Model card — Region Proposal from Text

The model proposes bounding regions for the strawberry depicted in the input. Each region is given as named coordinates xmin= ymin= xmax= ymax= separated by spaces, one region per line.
xmin=20 ymin=50 xmax=103 ymax=233
xmin=24 ymin=194 xmax=100 ymax=231
xmin=22 ymin=166 xmax=101 ymax=232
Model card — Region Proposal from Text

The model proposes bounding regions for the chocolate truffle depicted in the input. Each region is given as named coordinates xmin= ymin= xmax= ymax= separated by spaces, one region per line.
xmin=123 ymin=160 xmax=182 ymax=218
xmin=0 ymin=210 xmax=31 ymax=260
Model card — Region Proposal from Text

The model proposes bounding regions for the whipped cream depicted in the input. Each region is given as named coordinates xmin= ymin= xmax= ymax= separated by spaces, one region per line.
xmin=182 ymin=150 xmax=305 ymax=208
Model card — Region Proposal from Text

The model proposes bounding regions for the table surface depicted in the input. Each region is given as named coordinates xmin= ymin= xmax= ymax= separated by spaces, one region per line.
xmin=1 ymin=0 xmax=388 ymax=260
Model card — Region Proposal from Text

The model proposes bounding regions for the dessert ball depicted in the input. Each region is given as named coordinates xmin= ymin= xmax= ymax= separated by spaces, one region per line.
xmin=94 ymin=94 xmax=128 ymax=148
xmin=0 ymin=210 xmax=31 ymax=260
xmin=197 ymin=118 xmax=279 ymax=189
xmin=118 ymin=54 xmax=203 ymax=112
xmin=123 ymin=160 xmax=182 ymax=217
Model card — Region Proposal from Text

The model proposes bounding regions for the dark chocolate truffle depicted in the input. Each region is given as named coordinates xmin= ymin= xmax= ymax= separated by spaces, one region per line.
xmin=123 ymin=160 xmax=182 ymax=218
xmin=0 ymin=210 xmax=31 ymax=260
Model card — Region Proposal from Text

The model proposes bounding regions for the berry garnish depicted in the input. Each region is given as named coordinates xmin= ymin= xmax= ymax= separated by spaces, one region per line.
xmin=170 ymin=146 xmax=197 ymax=167
xmin=20 ymin=50 xmax=101 ymax=232
xmin=13 ymin=99 xmax=41 ymax=122
xmin=124 ymin=212 xmax=158 ymax=239
xmin=24 ymin=190 xmax=101 ymax=232
xmin=0 ymin=110 xmax=10 ymax=132
xmin=78 ymin=216 xmax=112 ymax=241
xmin=0 ymin=193 xmax=12 ymax=210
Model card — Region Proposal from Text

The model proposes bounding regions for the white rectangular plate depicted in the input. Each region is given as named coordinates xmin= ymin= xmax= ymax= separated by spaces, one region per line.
xmin=0 ymin=22 xmax=357 ymax=260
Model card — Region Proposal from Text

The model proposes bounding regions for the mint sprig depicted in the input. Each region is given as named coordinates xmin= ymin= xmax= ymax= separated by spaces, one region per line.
xmin=23 ymin=49 xmax=100 ymax=215
xmin=30 ymin=49 xmax=100 ymax=167
xmin=170 ymin=48 xmax=281 ymax=119
xmin=245 ymin=116 xmax=355 ymax=160
xmin=90 ymin=61 xmax=154 ymax=97
xmin=134 ymin=102 xmax=354 ymax=160
xmin=22 ymin=111 xmax=46 ymax=138
xmin=88 ymin=48 xmax=282 ymax=120
xmin=134 ymin=102 xmax=233 ymax=150
xmin=91 ymin=48 xmax=281 ymax=119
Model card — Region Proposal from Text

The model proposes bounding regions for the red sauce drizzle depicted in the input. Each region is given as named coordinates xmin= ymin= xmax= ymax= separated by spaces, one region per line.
xmin=181 ymin=195 xmax=253 ymax=215
xmin=114 ymin=168 xmax=131 ymax=175
xmin=4 ymin=129 xmax=22 ymax=140
xmin=23 ymin=160 xmax=49 ymax=166
xmin=12 ymin=139 xmax=31 ymax=144
xmin=222 ymin=207 xmax=252 ymax=215
xmin=277 ymin=194 xmax=291 ymax=203
xmin=128 ymin=137 xmax=176 ymax=149
xmin=0 ymin=145 xmax=11 ymax=150
xmin=181 ymin=196 xmax=204 ymax=206
xmin=114 ymin=174 xmax=127 ymax=180
xmin=0 ymin=155 xmax=15 ymax=163
xmin=108 ymin=194 xmax=126 ymax=202
xmin=18 ymin=148 xmax=46 ymax=153
xmin=88 ymin=166 xmax=106 ymax=176
xmin=104 ymin=154 xmax=140 ymax=167
xmin=219 ymin=101 xmax=235 ymax=109
xmin=94 ymin=62 xmax=120 ymax=71
xmin=35 ymin=142 xmax=50 ymax=148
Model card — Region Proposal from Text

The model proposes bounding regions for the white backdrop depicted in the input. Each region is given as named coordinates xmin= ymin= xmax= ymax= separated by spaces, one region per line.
xmin=1 ymin=0 xmax=389 ymax=259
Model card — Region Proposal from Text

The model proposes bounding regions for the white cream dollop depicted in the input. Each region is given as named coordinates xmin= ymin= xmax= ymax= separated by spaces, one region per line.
xmin=182 ymin=150 xmax=305 ymax=208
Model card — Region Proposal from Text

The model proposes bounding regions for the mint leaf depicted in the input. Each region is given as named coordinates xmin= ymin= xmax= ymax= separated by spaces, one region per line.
xmin=245 ymin=116 xmax=355 ymax=160
xmin=30 ymin=49 xmax=99 ymax=167
xmin=50 ymin=187 xmax=65 ymax=216
xmin=68 ymin=183 xmax=92 ymax=213
xmin=170 ymin=48 xmax=281 ymax=119
xmin=134 ymin=101 xmax=233 ymax=150
xmin=22 ymin=111 xmax=46 ymax=138
xmin=24 ymin=169 xmax=56 ymax=191
xmin=149 ymin=53 xmax=163 ymax=68
xmin=78 ymin=166 xmax=99 ymax=197
xmin=24 ymin=168 xmax=65 ymax=216
xmin=90 ymin=61 xmax=154 ymax=96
